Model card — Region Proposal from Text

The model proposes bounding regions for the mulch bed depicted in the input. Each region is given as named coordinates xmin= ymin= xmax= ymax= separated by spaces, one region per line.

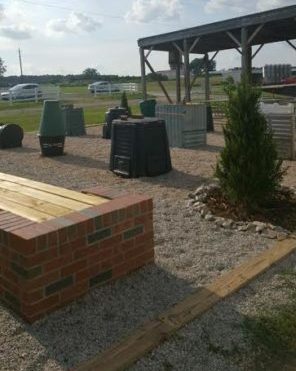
xmin=205 ymin=188 xmax=296 ymax=232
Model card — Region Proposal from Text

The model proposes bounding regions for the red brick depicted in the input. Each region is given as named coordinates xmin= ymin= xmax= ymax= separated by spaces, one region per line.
xmin=36 ymin=235 xmax=48 ymax=251
xmin=87 ymin=247 xmax=113 ymax=264
xmin=48 ymin=232 xmax=58 ymax=247
xmin=120 ymin=239 xmax=135 ymax=251
xmin=86 ymin=219 xmax=95 ymax=233
xmin=22 ymin=289 xmax=44 ymax=303
xmin=70 ymin=237 xmax=86 ymax=251
xmin=112 ymin=262 xmax=127 ymax=279
xmin=60 ymin=281 xmax=88 ymax=303
xmin=61 ymin=260 xmax=87 ymax=277
xmin=112 ymin=253 xmax=124 ymax=265
xmin=21 ymin=248 xmax=58 ymax=268
xmin=44 ymin=253 xmax=72 ymax=273
xmin=22 ymin=269 xmax=60 ymax=291
xmin=113 ymin=219 xmax=134 ymax=234
xmin=100 ymin=235 xmax=122 ymax=250
xmin=73 ymin=246 xmax=89 ymax=260
xmin=22 ymin=294 xmax=59 ymax=317
xmin=75 ymin=267 xmax=91 ymax=282
xmin=102 ymin=213 xmax=113 ymax=227
xmin=9 ymin=234 xmax=36 ymax=255
xmin=1 ymin=277 xmax=20 ymax=296
xmin=59 ymin=242 xmax=72 ymax=256
xmin=101 ymin=258 xmax=113 ymax=271
xmin=135 ymin=231 xmax=154 ymax=245
xmin=58 ymin=228 xmax=68 ymax=245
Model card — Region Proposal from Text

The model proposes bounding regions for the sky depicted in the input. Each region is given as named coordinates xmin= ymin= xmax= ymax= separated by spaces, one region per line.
xmin=0 ymin=0 xmax=295 ymax=76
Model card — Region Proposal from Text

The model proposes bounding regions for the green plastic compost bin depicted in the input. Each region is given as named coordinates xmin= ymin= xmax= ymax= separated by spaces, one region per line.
xmin=139 ymin=99 xmax=156 ymax=117
xmin=38 ymin=100 xmax=66 ymax=156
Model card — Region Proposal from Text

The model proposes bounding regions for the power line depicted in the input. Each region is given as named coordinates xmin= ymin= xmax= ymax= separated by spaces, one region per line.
xmin=16 ymin=0 xmax=123 ymax=19
xmin=13 ymin=0 xmax=180 ymax=26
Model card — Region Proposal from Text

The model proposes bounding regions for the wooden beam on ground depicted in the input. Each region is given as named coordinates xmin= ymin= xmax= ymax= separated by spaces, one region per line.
xmin=144 ymin=57 xmax=173 ymax=104
xmin=75 ymin=238 xmax=296 ymax=371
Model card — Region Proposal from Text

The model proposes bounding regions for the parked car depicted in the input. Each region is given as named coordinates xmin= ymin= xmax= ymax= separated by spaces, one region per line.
xmin=1 ymin=83 xmax=42 ymax=101
xmin=280 ymin=76 xmax=296 ymax=85
xmin=88 ymin=81 xmax=120 ymax=93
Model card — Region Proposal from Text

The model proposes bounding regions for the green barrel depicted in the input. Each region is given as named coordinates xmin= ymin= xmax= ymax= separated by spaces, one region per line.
xmin=38 ymin=100 xmax=66 ymax=156
xmin=139 ymin=99 xmax=157 ymax=117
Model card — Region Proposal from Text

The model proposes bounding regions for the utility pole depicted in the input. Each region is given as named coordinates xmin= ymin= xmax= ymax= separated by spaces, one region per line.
xmin=18 ymin=48 xmax=23 ymax=81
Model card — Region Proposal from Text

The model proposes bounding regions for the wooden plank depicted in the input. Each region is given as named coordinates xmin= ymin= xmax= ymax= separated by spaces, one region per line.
xmin=0 ymin=180 xmax=91 ymax=211
xmin=0 ymin=187 xmax=72 ymax=217
xmin=0 ymin=173 xmax=107 ymax=206
xmin=75 ymin=238 xmax=296 ymax=371
xmin=0 ymin=198 xmax=54 ymax=222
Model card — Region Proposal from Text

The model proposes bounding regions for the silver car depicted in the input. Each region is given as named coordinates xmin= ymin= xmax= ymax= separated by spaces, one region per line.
xmin=1 ymin=83 xmax=42 ymax=100
xmin=88 ymin=81 xmax=120 ymax=94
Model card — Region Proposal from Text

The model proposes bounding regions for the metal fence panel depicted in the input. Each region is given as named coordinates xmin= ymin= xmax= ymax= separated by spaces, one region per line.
xmin=155 ymin=104 xmax=207 ymax=149
xmin=261 ymin=102 xmax=295 ymax=160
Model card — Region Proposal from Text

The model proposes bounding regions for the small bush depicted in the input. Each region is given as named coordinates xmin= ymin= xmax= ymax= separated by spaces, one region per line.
xmin=215 ymin=80 xmax=285 ymax=209
xmin=120 ymin=91 xmax=131 ymax=115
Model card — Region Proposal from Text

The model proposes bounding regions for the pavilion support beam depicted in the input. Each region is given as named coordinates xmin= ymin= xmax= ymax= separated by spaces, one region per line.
xmin=144 ymin=57 xmax=173 ymax=104
xmin=139 ymin=47 xmax=147 ymax=100
xmin=286 ymin=40 xmax=296 ymax=51
xmin=252 ymin=44 xmax=264 ymax=59
xmin=183 ymin=38 xmax=191 ymax=102
xmin=176 ymin=54 xmax=181 ymax=104
xmin=204 ymin=53 xmax=210 ymax=101
xmin=241 ymin=27 xmax=252 ymax=81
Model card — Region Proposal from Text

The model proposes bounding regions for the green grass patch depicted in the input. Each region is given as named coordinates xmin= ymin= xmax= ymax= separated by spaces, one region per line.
xmin=243 ymin=269 xmax=296 ymax=370
xmin=0 ymin=104 xmax=140 ymax=132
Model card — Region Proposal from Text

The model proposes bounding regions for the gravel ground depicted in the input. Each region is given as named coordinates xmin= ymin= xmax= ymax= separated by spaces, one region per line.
xmin=0 ymin=126 xmax=295 ymax=370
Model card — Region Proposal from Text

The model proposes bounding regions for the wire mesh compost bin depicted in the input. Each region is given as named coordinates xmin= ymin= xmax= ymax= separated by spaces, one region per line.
xmin=260 ymin=102 xmax=296 ymax=160
xmin=110 ymin=118 xmax=172 ymax=178
xmin=155 ymin=104 xmax=207 ymax=148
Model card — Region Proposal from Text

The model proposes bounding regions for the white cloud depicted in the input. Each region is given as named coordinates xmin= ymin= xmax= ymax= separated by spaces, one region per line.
xmin=0 ymin=1 xmax=35 ymax=40
xmin=204 ymin=0 xmax=295 ymax=14
xmin=204 ymin=0 xmax=248 ymax=14
xmin=46 ymin=12 xmax=101 ymax=36
xmin=0 ymin=4 xmax=5 ymax=21
xmin=256 ymin=0 xmax=295 ymax=11
xmin=0 ymin=24 xmax=33 ymax=40
xmin=125 ymin=0 xmax=182 ymax=23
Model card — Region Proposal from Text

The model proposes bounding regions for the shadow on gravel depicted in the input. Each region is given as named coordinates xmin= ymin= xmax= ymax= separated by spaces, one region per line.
xmin=51 ymin=153 xmax=109 ymax=170
xmin=140 ymin=168 xmax=208 ymax=192
xmin=9 ymin=263 xmax=199 ymax=370
xmin=2 ymin=146 xmax=40 ymax=154
xmin=199 ymin=144 xmax=223 ymax=153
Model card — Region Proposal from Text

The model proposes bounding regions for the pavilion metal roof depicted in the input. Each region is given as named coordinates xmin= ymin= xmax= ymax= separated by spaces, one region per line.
xmin=137 ymin=5 xmax=296 ymax=54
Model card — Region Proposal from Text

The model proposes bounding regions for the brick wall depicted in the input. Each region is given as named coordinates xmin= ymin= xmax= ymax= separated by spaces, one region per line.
xmin=0 ymin=189 xmax=154 ymax=323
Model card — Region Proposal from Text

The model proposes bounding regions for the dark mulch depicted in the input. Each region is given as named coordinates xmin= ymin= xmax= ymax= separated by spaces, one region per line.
xmin=205 ymin=188 xmax=296 ymax=232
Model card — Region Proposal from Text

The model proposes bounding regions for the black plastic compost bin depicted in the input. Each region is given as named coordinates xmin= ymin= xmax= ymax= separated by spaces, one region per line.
xmin=0 ymin=124 xmax=24 ymax=149
xmin=110 ymin=117 xmax=172 ymax=178
xmin=38 ymin=100 xmax=66 ymax=156
xmin=102 ymin=107 xmax=127 ymax=139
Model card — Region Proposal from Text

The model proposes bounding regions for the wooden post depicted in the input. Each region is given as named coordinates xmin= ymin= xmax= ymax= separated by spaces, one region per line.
xmin=139 ymin=47 xmax=147 ymax=100
xmin=183 ymin=39 xmax=191 ymax=102
xmin=204 ymin=53 xmax=210 ymax=102
xmin=241 ymin=27 xmax=251 ymax=82
xmin=176 ymin=52 xmax=181 ymax=103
